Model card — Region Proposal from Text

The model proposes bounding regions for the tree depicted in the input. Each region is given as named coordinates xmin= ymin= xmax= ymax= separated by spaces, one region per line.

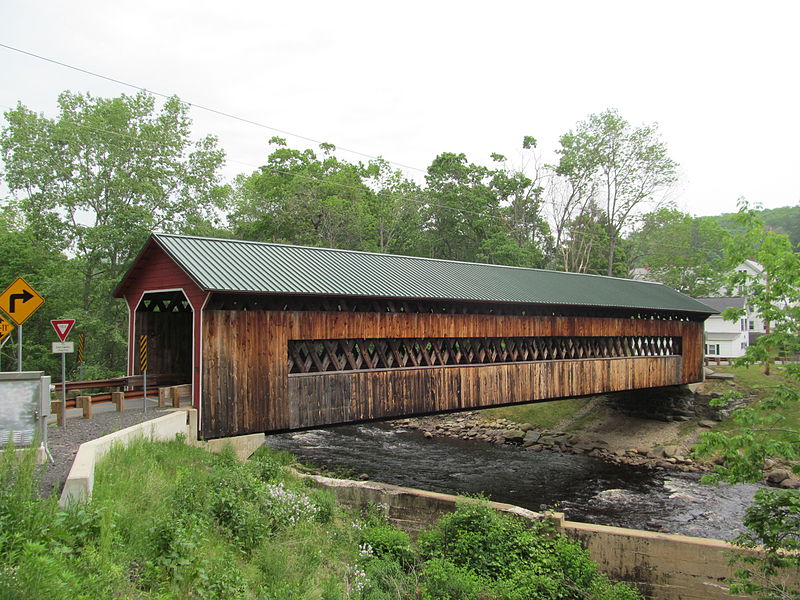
xmin=231 ymin=138 xmax=379 ymax=251
xmin=1 ymin=91 xmax=227 ymax=372
xmin=361 ymin=157 xmax=425 ymax=255
xmin=555 ymin=109 xmax=678 ymax=276
xmin=694 ymin=200 xmax=800 ymax=599
xmin=627 ymin=208 xmax=730 ymax=295
xmin=423 ymin=147 xmax=549 ymax=267
xmin=0 ymin=207 xmax=78 ymax=374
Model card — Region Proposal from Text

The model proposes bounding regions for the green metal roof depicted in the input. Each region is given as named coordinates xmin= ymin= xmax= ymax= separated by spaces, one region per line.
xmin=126 ymin=233 xmax=713 ymax=315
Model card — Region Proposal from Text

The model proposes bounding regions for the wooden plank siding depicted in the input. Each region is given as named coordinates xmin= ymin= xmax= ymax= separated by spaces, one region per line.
xmin=201 ymin=309 xmax=704 ymax=439
xmin=287 ymin=357 xmax=682 ymax=429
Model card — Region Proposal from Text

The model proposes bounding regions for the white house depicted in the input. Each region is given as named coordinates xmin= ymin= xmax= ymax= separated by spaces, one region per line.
xmin=696 ymin=296 xmax=752 ymax=358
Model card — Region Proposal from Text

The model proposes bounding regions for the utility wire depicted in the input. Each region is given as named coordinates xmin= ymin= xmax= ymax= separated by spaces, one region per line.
xmin=0 ymin=46 xmax=627 ymax=245
xmin=0 ymin=102 xmax=506 ymax=222
xmin=0 ymin=42 xmax=426 ymax=174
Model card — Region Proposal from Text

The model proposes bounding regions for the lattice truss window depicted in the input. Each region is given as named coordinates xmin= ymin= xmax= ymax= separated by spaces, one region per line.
xmin=288 ymin=336 xmax=682 ymax=374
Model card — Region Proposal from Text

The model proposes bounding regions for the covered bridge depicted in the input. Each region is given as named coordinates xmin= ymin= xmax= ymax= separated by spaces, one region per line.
xmin=114 ymin=233 xmax=713 ymax=440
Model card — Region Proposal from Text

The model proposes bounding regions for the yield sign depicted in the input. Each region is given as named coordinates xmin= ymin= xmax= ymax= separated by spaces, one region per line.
xmin=51 ymin=319 xmax=76 ymax=342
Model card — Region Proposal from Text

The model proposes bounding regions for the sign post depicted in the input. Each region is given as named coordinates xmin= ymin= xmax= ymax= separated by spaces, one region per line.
xmin=139 ymin=335 xmax=148 ymax=414
xmin=51 ymin=319 xmax=76 ymax=427
xmin=0 ymin=278 xmax=45 ymax=371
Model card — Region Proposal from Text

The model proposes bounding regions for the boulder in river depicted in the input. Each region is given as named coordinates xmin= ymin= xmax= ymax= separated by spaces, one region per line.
xmin=523 ymin=430 xmax=541 ymax=445
xmin=504 ymin=429 xmax=526 ymax=444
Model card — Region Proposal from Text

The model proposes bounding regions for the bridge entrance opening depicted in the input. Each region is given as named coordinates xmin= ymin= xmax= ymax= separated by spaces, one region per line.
xmin=133 ymin=290 xmax=193 ymax=386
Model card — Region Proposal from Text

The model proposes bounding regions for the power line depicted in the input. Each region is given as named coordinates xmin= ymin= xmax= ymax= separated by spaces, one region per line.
xmin=0 ymin=42 xmax=426 ymax=174
xmin=0 ymin=101 xmax=499 ymax=221
xmin=0 ymin=99 xmax=659 ymax=248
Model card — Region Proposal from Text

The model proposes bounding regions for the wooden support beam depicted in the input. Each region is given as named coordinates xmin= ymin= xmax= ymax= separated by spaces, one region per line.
xmin=171 ymin=384 xmax=191 ymax=408
xmin=51 ymin=400 xmax=63 ymax=427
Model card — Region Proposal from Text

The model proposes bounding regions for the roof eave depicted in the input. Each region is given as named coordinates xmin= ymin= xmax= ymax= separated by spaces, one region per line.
xmin=202 ymin=288 xmax=715 ymax=317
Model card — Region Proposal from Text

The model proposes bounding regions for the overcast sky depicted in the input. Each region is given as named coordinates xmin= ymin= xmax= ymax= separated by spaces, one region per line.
xmin=2 ymin=1 xmax=798 ymax=217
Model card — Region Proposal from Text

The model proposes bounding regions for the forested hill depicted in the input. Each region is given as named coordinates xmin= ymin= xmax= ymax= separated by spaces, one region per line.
xmin=703 ymin=205 xmax=800 ymax=249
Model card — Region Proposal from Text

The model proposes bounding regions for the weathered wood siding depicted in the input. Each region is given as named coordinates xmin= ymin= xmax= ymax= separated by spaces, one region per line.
xmin=287 ymin=357 xmax=683 ymax=429
xmin=201 ymin=310 xmax=705 ymax=439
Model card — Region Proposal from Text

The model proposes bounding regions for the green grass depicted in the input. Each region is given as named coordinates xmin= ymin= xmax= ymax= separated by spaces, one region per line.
xmin=705 ymin=364 xmax=800 ymax=437
xmin=710 ymin=364 xmax=789 ymax=393
xmin=480 ymin=397 xmax=593 ymax=430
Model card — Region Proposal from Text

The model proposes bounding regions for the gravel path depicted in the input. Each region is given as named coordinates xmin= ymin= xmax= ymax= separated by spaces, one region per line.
xmin=40 ymin=405 xmax=174 ymax=497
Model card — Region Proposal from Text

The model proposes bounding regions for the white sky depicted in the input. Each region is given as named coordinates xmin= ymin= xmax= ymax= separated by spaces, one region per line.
xmin=1 ymin=0 xmax=798 ymax=217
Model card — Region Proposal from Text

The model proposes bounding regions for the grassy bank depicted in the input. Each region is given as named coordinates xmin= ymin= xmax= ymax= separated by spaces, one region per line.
xmin=703 ymin=365 xmax=800 ymax=436
xmin=480 ymin=397 xmax=594 ymax=430
xmin=0 ymin=438 xmax=642 ymax=600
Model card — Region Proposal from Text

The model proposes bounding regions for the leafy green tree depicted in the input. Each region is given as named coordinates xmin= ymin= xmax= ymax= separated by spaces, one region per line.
xmin=710 ymin=205 xmax=800 ymax=251
xmin=555 ymin=109 xmax=678 ymax=276
xmin=361 ymin=157 xmax=425 ymax=255
xmin=231 ymin=138 xmax=379 ymax=251
xmin=423 ymin=148 xmax=549 ymax=267
xmin=694 ymin=201 xmax=800 ymax=599
xmin=1 ymin=91 xmax=227 ymax=373
xmin=627 ymin=208 xmax=730 ymax=295
xmin=0 ymin=207 xmax=80 ymax=374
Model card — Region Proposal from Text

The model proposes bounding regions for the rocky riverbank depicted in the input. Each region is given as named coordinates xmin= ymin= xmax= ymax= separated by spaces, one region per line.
xmin=393 ymin=411 xmax=706 ymax=473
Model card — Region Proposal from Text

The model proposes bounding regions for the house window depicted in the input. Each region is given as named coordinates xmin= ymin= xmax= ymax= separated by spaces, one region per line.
xmin=705 ymin=343 xmax=720 ymax=356
xmin=741 ymin=318 xmax=747 ymax=331
xmin=749 ymin=320 xmax=754 ymax=330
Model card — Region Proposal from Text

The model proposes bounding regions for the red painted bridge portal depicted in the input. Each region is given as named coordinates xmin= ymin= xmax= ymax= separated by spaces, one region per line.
xmin=115 ymin=234 xmax=713 ymax=440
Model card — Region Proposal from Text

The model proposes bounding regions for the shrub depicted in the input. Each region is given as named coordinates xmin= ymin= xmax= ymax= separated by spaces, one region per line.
xmin=360 ymin=523 xmax=414 ymax=566
xmin=419 ymin=558 xmax=484 ymax=600
xmin=418 ymin=500 xmax=642 ymax=600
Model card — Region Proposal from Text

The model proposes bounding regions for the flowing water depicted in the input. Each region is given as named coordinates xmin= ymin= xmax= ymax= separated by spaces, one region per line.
xmin=266 ymin=423 xmax=761 ymax=540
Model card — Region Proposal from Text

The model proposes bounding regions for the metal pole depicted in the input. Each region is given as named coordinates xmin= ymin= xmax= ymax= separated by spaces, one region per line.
xmin=17 ymin=324 xmax=22 ymax=371
xmin=143 ymin=369 xmax=147 ymax=414
xmin=61 ymin=351 xmax=67 ymax=427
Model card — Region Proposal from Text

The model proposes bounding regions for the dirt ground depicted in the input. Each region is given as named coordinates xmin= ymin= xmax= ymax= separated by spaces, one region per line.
xmin=559 ymin=399 xmax=701 ymax=454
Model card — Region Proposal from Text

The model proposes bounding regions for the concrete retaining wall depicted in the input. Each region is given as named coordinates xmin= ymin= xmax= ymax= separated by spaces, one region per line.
xmin=60 ymin=409 xmax=194 ymax=507
xmin=562 ymin=520 xmax=748 ymax=599
xmin=303 ymin=473 xmax=751 ymax=600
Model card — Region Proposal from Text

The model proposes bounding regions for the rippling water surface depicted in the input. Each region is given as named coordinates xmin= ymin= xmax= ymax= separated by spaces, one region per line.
xmin=266 ymin=423 xmax=760 ymax=540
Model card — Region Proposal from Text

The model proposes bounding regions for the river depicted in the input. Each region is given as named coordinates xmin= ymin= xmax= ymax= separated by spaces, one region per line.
xmin=266 ymin=422 xmax=760 ymax=540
